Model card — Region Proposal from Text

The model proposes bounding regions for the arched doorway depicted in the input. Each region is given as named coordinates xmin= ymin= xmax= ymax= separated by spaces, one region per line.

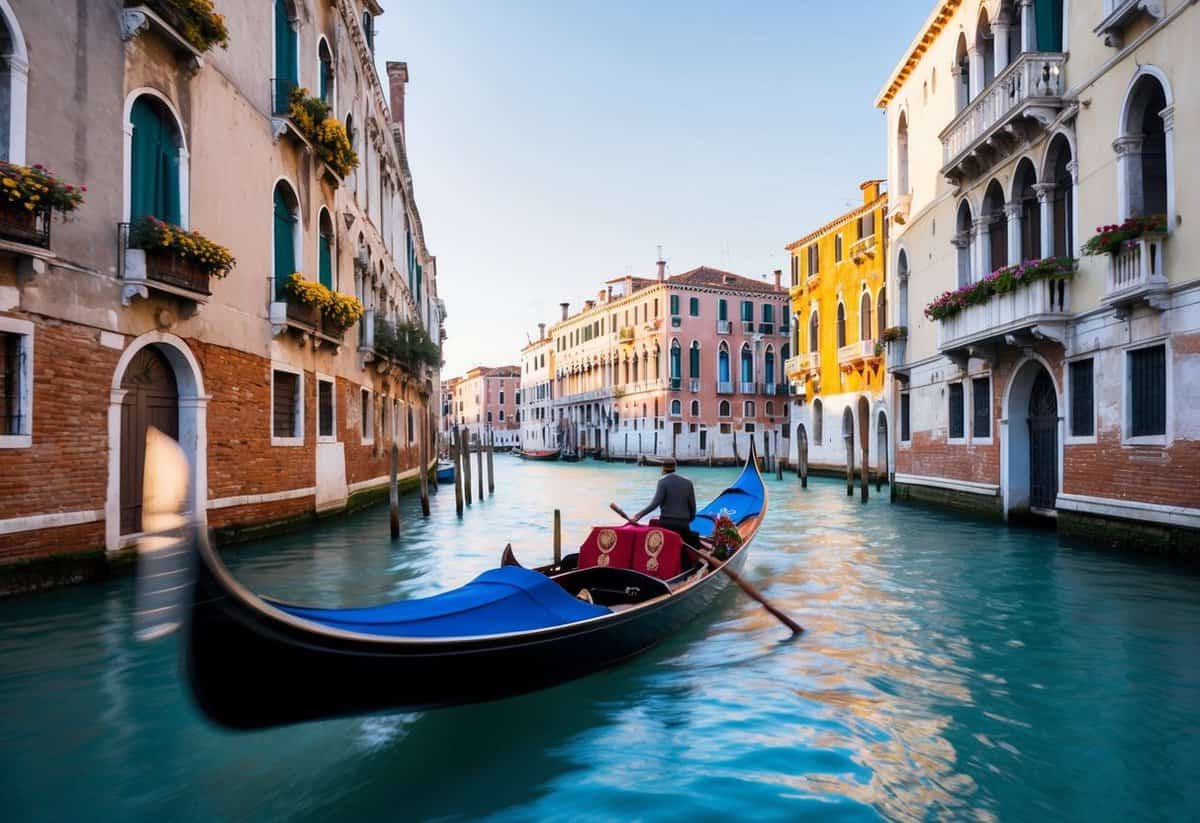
xmin=876 ymin=409 xmax=889 ymax=487
xmin=841 ymin=406 xmax=855 ymax=495
xmin=119 ymin=346 xmax=178 ymax=533
xmin=1003 ymin=359 xmax=1059 ymax=516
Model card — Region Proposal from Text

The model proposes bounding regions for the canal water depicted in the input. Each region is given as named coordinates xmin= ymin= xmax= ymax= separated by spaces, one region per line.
xmin=2 ymin=457 xmax=1199 ymax=822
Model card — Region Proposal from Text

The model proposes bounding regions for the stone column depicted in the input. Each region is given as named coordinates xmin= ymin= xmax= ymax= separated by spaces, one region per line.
xmin=972 ymin=216 xmax=995 ymax=280
xmin=951 ymin=63 xmax=967 ymax=113
xmin=1067 ymin=159 xmax=1081 ymax=257
xmin=968 ymin=47 xmax=985 ymax=98
xmin=993 ymin=17 xmax=1011 ymax=74
xmin=1019 ymin=0 xmax=1037 ymax=53
xmin=1033 ymin=182 xmax=1056 ymax=259
xmin=1112 ymin=135 xmax=1143 ymax=221
xmin=1005 ymin=202 xmax=1023 ymax=265
xmin=1160 ymin=105 xmax=1176 ymax=228
xmin=952 ymin=232 xmax=972 ymax=287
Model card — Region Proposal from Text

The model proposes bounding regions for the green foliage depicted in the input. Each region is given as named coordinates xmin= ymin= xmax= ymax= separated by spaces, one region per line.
xmin=375 ymin=316 xmax=442 ymax=374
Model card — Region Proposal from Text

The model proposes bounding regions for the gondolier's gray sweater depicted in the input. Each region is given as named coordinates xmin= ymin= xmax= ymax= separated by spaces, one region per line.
xmin=633 ymin=473 xmax=697 ymax=524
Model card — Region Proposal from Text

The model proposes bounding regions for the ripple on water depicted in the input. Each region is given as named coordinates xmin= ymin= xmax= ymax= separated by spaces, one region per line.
xmin=2 ymin=458 xmax=1200 ymax=822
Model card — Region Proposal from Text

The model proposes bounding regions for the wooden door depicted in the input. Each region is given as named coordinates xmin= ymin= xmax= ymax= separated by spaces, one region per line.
xmin=1027 ymin=370 xmax=1058 ymax=511
xmin=120 ymin=347 xmax=179 ymax=534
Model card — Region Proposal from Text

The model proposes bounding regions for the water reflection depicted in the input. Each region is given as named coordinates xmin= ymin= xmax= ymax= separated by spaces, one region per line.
xmin=2 ymin=456 xmax=1200 ymax=822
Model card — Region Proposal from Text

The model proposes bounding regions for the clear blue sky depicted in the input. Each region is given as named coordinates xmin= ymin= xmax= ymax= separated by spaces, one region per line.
xmin=374 ymin=1 xmax=930 ymax=376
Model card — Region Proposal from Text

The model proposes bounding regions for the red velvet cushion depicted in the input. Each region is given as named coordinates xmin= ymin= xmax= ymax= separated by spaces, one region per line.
xmin=631 ymin=527 xmax=682 ymax=580
xmin=578 ymin=526 xmax=635 ymax=570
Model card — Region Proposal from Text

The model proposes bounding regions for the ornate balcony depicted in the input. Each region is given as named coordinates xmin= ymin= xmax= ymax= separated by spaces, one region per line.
xmin=849 ymin=234 xmax=877 ymax=263
xmin=838 ymin=340 xmax=878 ymax=371
xmin=668 ymin=377 xmax=682 ymax=391
xmin=785 ymin=352 xmax=819 ymax=380
xmin=739 ymin=381 xmax=756 ymax=394
xmin=740 ymin=321 xmax=756 ymax=334
xmin=758 ymin=322 xmax=775 ymax=335
xmin=689 ymin=378 xmax=700 ymax=393
xmin=118 ymin=222 xmax=212 ymax=308
xmin=1103 ymin=233 xmax=1168 ymax=316
xmin=940 ymin=52 xmax=1067 ymax=186
xmin=618 ymin=326 xmax=636 ymax=344
xmin=937 ymin=277 xmax=1071 ymax=364
xmin=717 ymin=381 xmax=733 ymax=395
xmin=0 ymin=203 xmax=50 ymax=250
xmin=716 ymin=320 xmax=731 ymax=335
xmin=121 ymin=2 xmax=206 ymax=72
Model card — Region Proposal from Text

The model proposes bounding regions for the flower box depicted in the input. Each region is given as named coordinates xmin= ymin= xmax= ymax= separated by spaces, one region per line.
xmin=0 ymin=201 xmax=49 ymax=248
xmin=144 ymin=248 xmax=212 ymax=295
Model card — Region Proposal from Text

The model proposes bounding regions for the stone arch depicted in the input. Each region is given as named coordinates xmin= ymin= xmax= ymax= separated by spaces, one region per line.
xmin=982 ymin=178 xmax=1008 ymax=271
xmin=955 ymin=197 xmax=974 ymax=285
xmin=812 ymin=397 xmax=823 ymax=445
xmin=1001 ymin=354 xmax=1062 ymax=516
xmin=0 ymin=0 xmax=29 ymax=164
xmin=1117 ymin=66 xmax=1173 ymax=223
xmin=1011 ymin=156 xmax=1041 ymax=260
xmin=106 ymin=331 xmax=208 ymax=553
xmin=123 ymin=88 xmax=190 ymax=227
xmin=1042 ymin=132 xmax=1075 ymax=257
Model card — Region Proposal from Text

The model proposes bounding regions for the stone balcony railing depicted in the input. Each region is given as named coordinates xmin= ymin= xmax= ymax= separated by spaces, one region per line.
xmin=1102 ymin=233 xmax=1168 ymax=316
xmin=688 ymin=378 xmax=701 ymax=393
xmin=618 ymin=326 xmax=636 ymax=344
xmin=837 ymin=340 xmax=877 ymax=368
xmin=716 ymin=320 xmax=732 ymax=334
xmin=937 ymin=277 xmax=1071 ymax=356
xmin=785 ymin=351 xmax=819 ymax=378
xmin=716 ymin=381 xmax=733 ymax=394
xmin=849 ymin=234 xmax=877 ymax=262
xmin=739 ymin=381 xmax=756 ymax=394
xmin=940 ymin=52 xmax=1066 ymax=184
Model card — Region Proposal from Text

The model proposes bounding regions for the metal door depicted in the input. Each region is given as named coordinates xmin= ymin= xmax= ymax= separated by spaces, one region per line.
xmin=120 ymin=346 xmax=179 ymax=533
xmin=1027 ymin=370 xmax=1058 ymax=511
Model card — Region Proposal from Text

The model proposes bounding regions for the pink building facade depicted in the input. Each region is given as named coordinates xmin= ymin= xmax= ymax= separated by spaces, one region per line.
xmin=530 ymin=264 xmax=791 ymax=462
xmin=445 ymin=366 xmax=520 ymax=447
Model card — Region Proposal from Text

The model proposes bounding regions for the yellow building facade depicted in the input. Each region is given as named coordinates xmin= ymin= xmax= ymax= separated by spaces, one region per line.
xmin=785 ymin=181 xmax=889 ymax=473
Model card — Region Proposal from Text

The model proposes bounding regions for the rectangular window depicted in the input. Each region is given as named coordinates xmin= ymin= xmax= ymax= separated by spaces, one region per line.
xmin=317 ymin=378 xmax=334 ymax=439
xmin=1069 ymin=359 xmax=1095 ymax=437
xmin=718 ymin=300 xmax=728 ymax=321
xmin=972 ymin=376 xmax=990 ymax=439
xmin=948 ymin=382 xmax=964 ymax=440
xmin=1129 ymin=345 xmax=1166 ymax=437
xmin=762 ymin=304 xmax=774 ymax=323
xmin=790 ymin=255 xmax=798 ymax=286
xmin=900 ymin=391 xmax=910 ymax=442
xmin=361 ymin=388 xmax=374 ymax=442
xmin=744 ymin=423 xmax=756 ymax=433
xmin=858 ymin=211 xmax=875 ymax=239
xmin=272 ymin=369 xmax=301 ymax=441
xmin=670 ymin=295 xmax=679 ymax=316
xmin=740 ymin=301 xmax=753 ymax=321
xmin=807 ymin=245 xmax=819 ymax=276
xmin=0 ymin=328 xmax=32 ymax=443
xmin=835 ymin=234 xmax=843 ymax=262
xmin=499 ymin=409 xmax=505 ymax=421
xmin=719 ymin=422 xmax=731 ymax=434
xmin=499 ymin=390 xmax=504 ymax=404
xmin=689 ymin=297 xmax=699 ymax=316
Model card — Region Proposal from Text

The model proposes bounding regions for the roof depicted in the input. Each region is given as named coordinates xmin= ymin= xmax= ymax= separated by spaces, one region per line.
xmin=784 ymin=191 xmax=889 ymax=251
xmin=874 ymin=0 xmax=961 ymax=109
xmin=668 ymin=267 xmax=782 ymax=295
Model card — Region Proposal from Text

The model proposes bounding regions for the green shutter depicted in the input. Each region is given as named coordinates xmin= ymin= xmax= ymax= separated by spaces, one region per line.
xmin=275 ymin=0 xmax=297 ymax=109
xmin=718 ymin=300 xmax=727 ymax=321
xmin=319 ymin=58 xmax=330 ymax=102
xmin=1035 ymin=0 xmax=1063 ymax=51
xmin=670 ymin=295 xmax=679 ymax=315
xmin=689 ymin=346 xmax=700 ymax=377
xmin=130 ymin=98 xmax=181 ymax=225
xmin=318 ymin=231 xmax=333 ymax=289
xmin=273 ymin=188 xmax=295 ymax=299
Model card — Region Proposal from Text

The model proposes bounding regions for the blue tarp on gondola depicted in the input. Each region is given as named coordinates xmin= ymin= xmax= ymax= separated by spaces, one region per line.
xmin=268 ymin=566 xmax=610 ymax=638
xmin=689 ymin=464 xmax=764 ymax=537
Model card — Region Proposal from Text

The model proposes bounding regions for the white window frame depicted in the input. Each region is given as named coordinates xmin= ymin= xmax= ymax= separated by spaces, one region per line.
xmin=744 ymin=400 xmax=755 ymax=417
xmin=1122 ymin=337 xmax=1170 ymax=447
xmin=361 ymin=387 xmax=375 ymax=445
xmin=270 ymin=362 xmax=304 ymax=447
xmin=315 ymin=373 xmax=336 ymax=443
xmin=947 ymin=380 xmax=967 ymax=444
xmin=899 ymin=389 xmax=911 ymax=446
xmin=969 ymin=372 xmax=994 ymax=445
xmin=0 ymin=315 xmax=34 ymax=449
xmin=1065 ymin=355 xmax=1098 ymax=445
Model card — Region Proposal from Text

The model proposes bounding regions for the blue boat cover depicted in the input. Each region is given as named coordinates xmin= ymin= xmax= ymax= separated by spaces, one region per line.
xmin=267 ymin=566 xmax=610 ymax=638
xmin=690 ymin=463 xmax=764 ymax=537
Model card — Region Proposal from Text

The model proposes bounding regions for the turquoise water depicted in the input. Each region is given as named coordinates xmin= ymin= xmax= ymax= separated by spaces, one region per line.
xmin=3 ymin=456 xmax=1200 ymax=822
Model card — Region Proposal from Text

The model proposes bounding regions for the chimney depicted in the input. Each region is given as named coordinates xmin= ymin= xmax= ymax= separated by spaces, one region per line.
xmin=773 ymin=269 xmax=782 ymax=291
xmin=560 ymin=302 xmax=569 ymax=321
xmin=538 ymin=322 xmax=546 ymax=340
xmin=606 ymin=285 xmax=613 ymax=301
xmin=386 ymin=62 xmax=409 ymax=139
xmin=656 ymin=258 xmax=666 ymax=282
xmin=624 ymin=275 xmax=634 ymax=296
xmin=861 ymin=179 xmax=882 ymax=204
xmin=585 ymin=299 xmax=595 ymax=311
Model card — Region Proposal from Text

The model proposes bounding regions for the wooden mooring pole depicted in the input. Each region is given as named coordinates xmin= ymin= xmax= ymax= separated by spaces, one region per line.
xmin=486 ymin=430 xmax=495 ymax=496
xmin=389 ymin=443 xmax=401 ymax=539
xmin=476 ymin=433 xmax=485 ymax=501
xmin=859 ymin=407 xmax=870 ymax=504
xmin=845 ymin=435 xmax=854 ymax=497
xmin=461 ymin=427 xmax=473 ymax=505
xmin=429 ymin=414 xmax=439 ymax=491
xmin=418 ymin=419 xmax=430 ymax=517
xmin=453 ymin=431 xmax=464 ymax=517
xmin=553 ymin=509 xmax=562 ymax=565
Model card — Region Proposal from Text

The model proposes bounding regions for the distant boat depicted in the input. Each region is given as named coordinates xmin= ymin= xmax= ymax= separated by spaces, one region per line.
xmin=181 ymin=448 xmax=767 ymax=730
xmin=516 ymin=448 xmax=560 ymax=461
xmin=435 ymin=461 xmax=455 ymax=483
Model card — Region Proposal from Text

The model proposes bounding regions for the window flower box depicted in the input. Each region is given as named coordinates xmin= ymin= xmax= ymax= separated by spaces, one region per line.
xmin=120 ymin=217 xmax=232 ymax=305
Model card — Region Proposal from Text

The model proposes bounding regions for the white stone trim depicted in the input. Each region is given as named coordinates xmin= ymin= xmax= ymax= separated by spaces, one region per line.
xmin=207 ymin=486 xmax=315 ymax=511
xmin=0 ymin=0 xmax=28 ymax=165
xmin=0 ymin=508 xmax=102 ymax=536
xmin=315 ymin=372 xmax=336 ymax=443
xmin=895 ymin=473 xmax=1000 ymax=496
xmin=0 ymin=314 xmax=33 ymax=448
xmin=347 ymin=466 xmax=421 ymax=495
xmin=270 ymin=361 xmax=305 ymax=447
xmin=1121 ymin=336 xmax=1171 ymax=447
xmin=1056 ymin=492 xmax=1200 ymax=531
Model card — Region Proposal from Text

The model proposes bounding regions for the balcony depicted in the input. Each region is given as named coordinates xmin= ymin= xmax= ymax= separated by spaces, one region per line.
xmin=785 ymin=351 xmax=820 ymax=379
xmin=849 ymin=234 xmax=877 ymax=263
xmin=120 ymin=2 xmax=206 ymax=72
xmin=118 ymin=222 xmax=213 ymax=308
xmin=838 ymin=340 xmax=879 ymax=370
xmin=668 ymin=377 xmax=681 ymax=391
xmin=1094 ymin=0 xmax=1165 ymax=47
xmin=716 ymin=320 xmax=731 ymax=335
xmin=741 ymin=321 xmax=756 ymax=334
xmin=670 ymin=315 xmax=682 ymax=328
xmin=937 ymin=277 xmax=1071 ymax=362
xmin=940 ymin=52 xmax=1067 ymax=186
xmin=1103 ymin=233 xmax=1168 ymax=316
xmin=0 ymin=202 xmax=50 ymax=250
xmin=689 ymin=378 xmax=700 ymax=393
xmin=758 ymin=322 xmax=775 ymax=335
xmin=717 ymin=381 xmax=733 ymax=395
xmin=618 ymin=326 xmax=636 ymax=344
xmin=739 ymin=381 xmax=756 ymax=394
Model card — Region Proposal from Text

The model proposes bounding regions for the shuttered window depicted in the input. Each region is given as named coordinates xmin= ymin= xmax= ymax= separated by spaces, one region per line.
xmin=670 ymin=295 xmax=679 ymax=316
xmin=361 ymin=388 xmax=374 ymax=441
xmin=273 ymin=187 xmax=296 ymax=299
xmin=272 ymin=370 xmax=299 ymax=439
xmin=317 ymin=379 xmax=334 ymax=438
xmin=1069 ymin=359 xmax=1094 ymax=437
xmin=948 ymin=383 xmax=965 ymax=439
xmin=1129 ymin=345 xmax=1166 ymax=437
xmin=318 ymin=227 xmax=333 ymax=289
xmin=835 ymin=235 xmax=843 ymax=262
xmin=900 ymin=392 xmax=910 ymax=442
xmin=689 ymin=297 xmax=699 ymax=316
xmin=130 ymin=98 xmax=181 ymax=226
xmin=972 ymin=376 xmax=990 ymax=438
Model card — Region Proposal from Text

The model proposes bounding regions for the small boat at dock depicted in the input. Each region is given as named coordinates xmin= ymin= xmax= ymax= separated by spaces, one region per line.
xmin=515 ymin=448 xmax=560 ymax=461
xmin=435 ymin=460 xmax=455 ymax=483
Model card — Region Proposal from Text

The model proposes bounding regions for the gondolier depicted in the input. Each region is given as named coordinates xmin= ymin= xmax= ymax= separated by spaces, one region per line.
xmin=631 ymin=458 xmax=701 ymax=552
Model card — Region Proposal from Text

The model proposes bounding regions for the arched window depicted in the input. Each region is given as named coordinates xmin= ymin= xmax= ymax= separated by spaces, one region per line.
xmin=130 ymin=95 xmax=184 ymax=226
xmin=670 ymin=399 xmax=681 ymax=416
xmin=669 ymin=339 xmax=681 ymax=380
xmin=744 ymin=401 xmax=755 ymax=417
xmin=362 ymin=12 xmax=375 ymax=52
xmin=1119 ymin=72 xmax=1170 ymax=221
xmin=836 ymin=303 xmax=846 ymax=348
xmin=897 ymin=250 xmax=910 ymax=328
xmin=273 ymin=181 xmax=300 ymax=299
xmin=689 ymin=341 xmax=701 ymax=378
xmin=273 ymin=0 xmax=298 ymax=112
xmin=781 ymin=342 xmax=789 ymax=363
xmin=954 ymin=33 xmax=970 ymax=112
xmin=764 ymin=346 xmax=776 ymax=386
xmin=976 ymin=10 xmax=995 ymax=90
xmin=897 ymin=112 xmax=909 ymax=195
xmin=877 ymin=287 xmax=887 ymax=340
xmin=1013 ymin=158 xmax=1041 ymax=261
xmin=859 ymin=292 xmax=872 ymax=342
xmin=719 ymin=400 xmax=730 ymax=418
xmin=0 ymin=5 xmax=28 ymax=164
xmin=690 ymin=400 xmax=699 ymax=416
xmin=812 ymin=398 xmax=823 ymax=445
xmin=955 ymin=199 xmax=974 ymax=286
xmin=983 ymin=179 xmax=1008 ymax=272
xmin=632 ymin=352 xmax=639 ymax=382
xmin=318 ymin=37 xmax=334 ymax=105
xmin=766 ymin=401 xmax=775 ymax=417
xmin=318 ymin=207 xmax=335 ymax=289
xmin=739 ymin=343 xmax=753 ymax=385
xmin=1045 ymin=134 xmax=1075 ymax=256
xmin=718 ymin=342 xmax=730 ymax=384
xmin=809 ymin=310 xmax=819 ymax=353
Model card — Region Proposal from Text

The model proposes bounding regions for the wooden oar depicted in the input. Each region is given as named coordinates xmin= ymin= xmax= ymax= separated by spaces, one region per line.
xmin=609 ymin=503 xmax=803 ymax=636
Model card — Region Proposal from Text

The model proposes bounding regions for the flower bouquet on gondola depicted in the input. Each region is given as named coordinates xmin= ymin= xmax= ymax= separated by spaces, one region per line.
xmin=710 ymin=513 xmax=743 ymax=561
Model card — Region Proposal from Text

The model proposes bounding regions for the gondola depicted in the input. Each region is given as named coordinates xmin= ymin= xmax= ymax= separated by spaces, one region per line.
xmin=516 ymin=448 xmax=560 ymax=461
xmin=435 ymin=460 xmax=455 ymax=483
xmin=183 ymin=448 xmax=767 ymax=730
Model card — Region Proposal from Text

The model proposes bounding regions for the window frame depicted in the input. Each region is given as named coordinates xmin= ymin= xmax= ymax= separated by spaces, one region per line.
xmin=899 ymin=390 xmax=911 ymax=444
xmin=970 ymin=373 xmax=992 ymax=444
xmin=316 ymin=373 xmax=336 ymax=443
xmin=360 ymin=386 xmax=375 ymax=444
xmin=1066 ymin=356 xmax=1097 ymax=444
xmin=0 ymin=316 xmax=34 ymax=449
xmin=947 ymin=381 xmax=966 ymax=443
xmin=270 ymin=363 xmax=305 ymax=447
xmin=1123 ymin=340 xmax=1170 ymax=446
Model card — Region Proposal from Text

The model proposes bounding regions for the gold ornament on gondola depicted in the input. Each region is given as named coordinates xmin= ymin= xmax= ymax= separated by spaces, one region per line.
xmin=644 ymin=529 xmax=664 ymax=571
xmin=597 ymin=529 xmax=617 ymax=567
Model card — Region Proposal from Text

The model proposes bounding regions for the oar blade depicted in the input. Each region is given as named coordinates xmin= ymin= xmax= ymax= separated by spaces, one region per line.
xmin=134 ymin=427 xmax=194 ymax=642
